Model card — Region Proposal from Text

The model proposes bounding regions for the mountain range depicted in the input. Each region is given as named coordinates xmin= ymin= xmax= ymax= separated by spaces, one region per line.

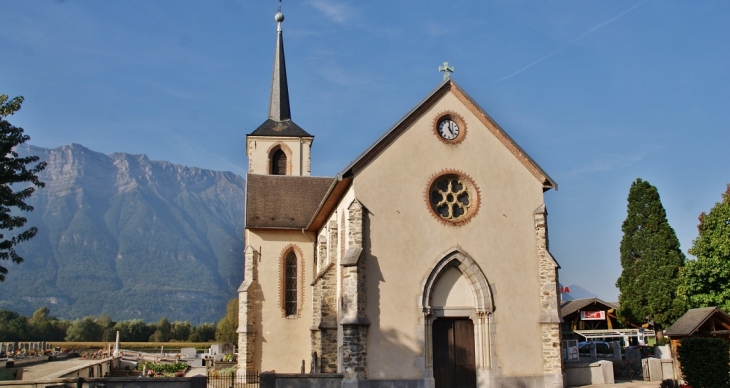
xmin=0 ymin=144 xmax=245 ymax=324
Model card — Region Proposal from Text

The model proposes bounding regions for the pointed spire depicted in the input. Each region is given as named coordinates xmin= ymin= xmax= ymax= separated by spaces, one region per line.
xmin=249 ymin=3 xmax=311 ymax=138
xmin=268 ymin=6 xmax=290 ymax=122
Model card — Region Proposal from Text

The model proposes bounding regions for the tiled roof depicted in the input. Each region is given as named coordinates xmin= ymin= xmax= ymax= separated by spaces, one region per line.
xmin=560 ymin=298 xmax=617 ymax=318
xmin=664 ymin=307 xmax=728 ymax=337
xmin=246 ymin=174 xmax=334 ymax=229
xmin=249 ymin=119 xmax=312 ymax=137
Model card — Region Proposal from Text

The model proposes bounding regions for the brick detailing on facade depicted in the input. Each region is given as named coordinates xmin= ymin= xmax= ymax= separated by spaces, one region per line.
xmin=237 ymin=246 xmax=259 ymax=375
xmin=339 ymin=200 xmax=369 ymax=381
xmin=534 ymin=205 xmax=564 ymax=383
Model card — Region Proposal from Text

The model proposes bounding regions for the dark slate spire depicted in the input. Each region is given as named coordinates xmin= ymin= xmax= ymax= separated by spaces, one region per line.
xmin=268 ymin=11 xmax=290 ymax=121
xmin=249 ymin=7 xmax=312 ymax=138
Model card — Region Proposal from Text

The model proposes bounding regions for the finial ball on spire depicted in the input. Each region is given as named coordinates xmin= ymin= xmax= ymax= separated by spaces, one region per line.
xmin=275 ymin=12 xmax=285 ymax=23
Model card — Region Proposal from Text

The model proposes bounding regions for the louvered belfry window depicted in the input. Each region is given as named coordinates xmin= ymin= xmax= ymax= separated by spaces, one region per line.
xmin=285 ymin=251 xmax=298 ymax=317
xmin=271 ymin=149 xmax=287 ymax=175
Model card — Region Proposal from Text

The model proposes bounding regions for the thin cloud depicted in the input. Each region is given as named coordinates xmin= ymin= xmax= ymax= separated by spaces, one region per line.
xmin=308 ymin=0 xmax=355 ymax=24
xmin=567 ymin=148 xmax=654 ymax=177
xmin=494 ymin=1 xmax=646 ymax=83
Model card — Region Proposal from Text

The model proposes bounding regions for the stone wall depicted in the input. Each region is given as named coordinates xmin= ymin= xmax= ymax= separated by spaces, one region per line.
xmin=534 ymin=205 xmax=564 ymax=387
xmin=340 ymin=200 xmax=369 ymax=384
xmin=311 ymin=262 xmax=338 ymax=374
xmin=237 ymin=246 xmax=258 ymax=374
xmin=259 ymin=373 xmax=343 ymax=388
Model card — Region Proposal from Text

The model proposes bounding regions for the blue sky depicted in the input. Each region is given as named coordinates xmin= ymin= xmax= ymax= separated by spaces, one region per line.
xmin=2 ymin=1 xmax=729 ymax=301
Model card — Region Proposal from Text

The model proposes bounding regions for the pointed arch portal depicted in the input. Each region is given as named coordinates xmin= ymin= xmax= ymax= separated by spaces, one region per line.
xmin=418 ymin=248 xmax=494 ymax=385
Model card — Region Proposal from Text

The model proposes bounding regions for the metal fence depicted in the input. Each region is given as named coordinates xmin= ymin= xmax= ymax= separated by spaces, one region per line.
xmin=207 ymin=372 xmax=259 ymax=388
xmin=613 ymin=359 xmax=644 ymax=381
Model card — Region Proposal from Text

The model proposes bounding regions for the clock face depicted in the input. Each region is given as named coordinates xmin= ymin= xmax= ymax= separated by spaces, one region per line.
xmin=438 ymin=119 xmax=459 ymax=140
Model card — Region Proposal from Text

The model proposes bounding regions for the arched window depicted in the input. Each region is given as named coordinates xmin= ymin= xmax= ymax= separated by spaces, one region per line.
xmin=285 ymin=251 xmax=298 ymax=317
xmin=271 ymin=148 xmax=287 ymax=175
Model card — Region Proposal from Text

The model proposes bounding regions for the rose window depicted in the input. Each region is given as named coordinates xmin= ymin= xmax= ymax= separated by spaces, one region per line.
xmin=427 ymin=172 xmax=479 ymax=224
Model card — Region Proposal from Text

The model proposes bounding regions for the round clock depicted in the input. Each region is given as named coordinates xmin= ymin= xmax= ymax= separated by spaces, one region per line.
xmin=438 ymin=119 xmax=459 ymax=140
xmin=433 ymin=112 xmax=466 ymax=144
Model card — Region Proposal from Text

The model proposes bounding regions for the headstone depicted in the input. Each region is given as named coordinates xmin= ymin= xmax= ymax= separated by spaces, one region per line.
xmin=612 ymin=341 xmax=622 ymax=361
xmin=645 ymin=358 xmax=663 ymax=381
xmin=180 ymin=348 xmax=196 ymax=358
xmin=589 ymin=342 xmax=597 ymax=360
xmin=220 ymin=343 xmax=234 ymax=355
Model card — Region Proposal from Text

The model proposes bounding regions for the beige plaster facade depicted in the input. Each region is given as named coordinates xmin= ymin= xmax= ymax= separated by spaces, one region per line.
xmin=239 ymin=80 xmax=564 ymax=387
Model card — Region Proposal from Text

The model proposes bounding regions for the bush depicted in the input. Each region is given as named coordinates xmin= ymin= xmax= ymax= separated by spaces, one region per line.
xmin=660 ymin=379 xmax=680 ymax=388
xmin=677 ymin=337 xmax=730 ymax=388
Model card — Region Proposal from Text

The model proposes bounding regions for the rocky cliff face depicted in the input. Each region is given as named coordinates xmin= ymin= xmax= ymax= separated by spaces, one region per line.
xmin=0 ymin=144 xmax=245 ymax=324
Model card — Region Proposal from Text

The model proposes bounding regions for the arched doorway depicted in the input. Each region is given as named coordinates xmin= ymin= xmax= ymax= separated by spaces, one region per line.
xmin=433 ymin=317 xmax=476 ymax=387
xmin=419 ymin=249 xmax=493 ymax=388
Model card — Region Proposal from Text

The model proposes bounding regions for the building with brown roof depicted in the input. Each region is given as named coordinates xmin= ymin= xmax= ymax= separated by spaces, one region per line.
xmin=560 ymin=298 xmax=654 ymax=346
xmin=664 ymin=307 xmax=730 ymax=340
xmin=237 ymin=7 xmax=563 ymax=388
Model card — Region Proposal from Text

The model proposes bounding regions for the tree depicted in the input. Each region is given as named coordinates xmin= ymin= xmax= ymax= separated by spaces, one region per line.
xmin=65 ymin=317 xmax=103 ymax=341
xmin=27 ymin=307 xmax=52 ymax=340
xmin=113 ymin=319 xmax=153 ymax=342
xmin=0 ymin=95 xmax=46 ymax=281
xmin=616 ymin=178 xmax=686 ymax=329
xmin=679 ymin=184 xmax=730 ymax=312
xmin=149 ymin=317 xmax=171 ymax=342
xmin=215 ymin=297 xmax=238 ymax=343
xmin=171 ymin=320 xmax=193 ymax=341
xmin=195 ymin=322 xmax=217 ymax=342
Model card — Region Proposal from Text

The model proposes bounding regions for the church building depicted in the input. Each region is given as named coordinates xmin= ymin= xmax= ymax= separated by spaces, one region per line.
xmin=238 ymin=8 xmax=564 ymax=388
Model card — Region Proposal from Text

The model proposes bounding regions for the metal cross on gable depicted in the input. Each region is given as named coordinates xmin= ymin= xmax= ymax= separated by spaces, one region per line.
xmin=439 ymin=62 xmax=454 ymax=80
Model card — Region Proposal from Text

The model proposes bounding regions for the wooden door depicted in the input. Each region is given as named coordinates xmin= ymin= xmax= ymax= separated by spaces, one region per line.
xmin=433 ymin=318 xmax=476 ymax=388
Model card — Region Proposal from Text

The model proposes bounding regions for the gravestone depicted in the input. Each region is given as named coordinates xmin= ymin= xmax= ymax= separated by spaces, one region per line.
xmin=612 ymin=341 xmax=622 ymax=361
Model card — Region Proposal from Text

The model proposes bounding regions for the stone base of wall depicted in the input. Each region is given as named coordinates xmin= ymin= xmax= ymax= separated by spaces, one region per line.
xmin=321 ymin=328 xmax=338 ymax=373
xmin=486 ymin=374 xmax=565 ymax=388
xmin=259 ymin=374 xmax=562 ymax=388
xmin=260 ymin=373 xmax=343 ymax=388
xmin=361 ymin=379 xmax=433 ymax=388
xmin=341 ymin=325 xmax=368 ymax=380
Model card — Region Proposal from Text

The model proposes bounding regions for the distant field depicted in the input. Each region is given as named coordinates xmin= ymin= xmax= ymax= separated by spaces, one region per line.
xmin=49 ymin=342 xmax=215 ymax=351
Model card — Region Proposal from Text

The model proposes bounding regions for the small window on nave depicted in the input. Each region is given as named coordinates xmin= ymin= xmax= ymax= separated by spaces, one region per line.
xmin=271 ymin=149 xmax=287 ymax=175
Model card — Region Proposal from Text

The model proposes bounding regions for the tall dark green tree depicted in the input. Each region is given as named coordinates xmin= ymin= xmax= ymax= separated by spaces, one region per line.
xmin=679 ymin=184 xmax=730 ymax=312
xmin=616 ymin=178 xmax=686 ymax=329
xmin=0 ymin=95 xmax=46 ymax=281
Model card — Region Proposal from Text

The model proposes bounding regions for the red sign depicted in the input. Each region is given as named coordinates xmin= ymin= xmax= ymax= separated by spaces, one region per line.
xmin=581 ymin=311 xmax=605 ymax=320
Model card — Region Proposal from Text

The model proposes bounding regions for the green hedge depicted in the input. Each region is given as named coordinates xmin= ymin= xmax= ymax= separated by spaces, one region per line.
xmin=677 ymin=337 xmax=730 ymax=388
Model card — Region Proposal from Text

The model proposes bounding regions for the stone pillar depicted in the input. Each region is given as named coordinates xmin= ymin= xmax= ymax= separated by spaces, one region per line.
xmin=311 ymin=265 xmax=324 ymax=366
xmin=340 ymin=200 xmax=369 ymax=387
xmin=329 ymin=220 xmax=338 ymax=265
xmin=534 ymin=205 xmax=564 ymax=388
xmin=237 ymin=246 xmax=259 ymax=378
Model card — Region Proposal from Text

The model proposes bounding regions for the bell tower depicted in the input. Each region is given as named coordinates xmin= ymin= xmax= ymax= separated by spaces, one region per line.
xmin=246 ymin=7 xmax=313 ymax=176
